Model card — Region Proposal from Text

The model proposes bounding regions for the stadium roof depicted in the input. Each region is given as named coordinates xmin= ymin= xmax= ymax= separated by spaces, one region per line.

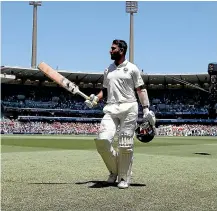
xmin=0 ymin=73 xmax=16 ymax=83
xmin=0 ymin=66 xmax=210 ymax=85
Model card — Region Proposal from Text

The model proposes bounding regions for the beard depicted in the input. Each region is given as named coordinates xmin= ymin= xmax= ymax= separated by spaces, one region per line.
xmin=110 ymin=53 xmax=121 ymax=60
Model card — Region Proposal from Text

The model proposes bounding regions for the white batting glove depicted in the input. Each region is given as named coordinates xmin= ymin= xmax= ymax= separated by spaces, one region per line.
xmin=85 ymin=100 xmax=93 ymax=108
xmin=85 ymin=94 xmax=99 ymax=108
xmin=89 ymin=94 xmax=99 ymax=103
xmin=143 ymin=108 xmax=156 ymax=126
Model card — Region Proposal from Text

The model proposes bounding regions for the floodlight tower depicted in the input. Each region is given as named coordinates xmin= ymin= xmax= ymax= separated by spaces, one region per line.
xmin=126 ymin=1 xmax=138 ymax=63
xmin=29 ymin=1 xmax=42 ymax=68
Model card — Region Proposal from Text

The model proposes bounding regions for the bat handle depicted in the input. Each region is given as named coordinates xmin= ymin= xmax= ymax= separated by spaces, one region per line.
xmin=77 ymin=91 xmax=98 ymax=106
xmin=77 ymin=91 xmax=90 ymax=100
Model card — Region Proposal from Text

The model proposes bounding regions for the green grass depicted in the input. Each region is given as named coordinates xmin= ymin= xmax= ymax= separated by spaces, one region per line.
xmin=1 ymin=135 xmax=217 ymax=211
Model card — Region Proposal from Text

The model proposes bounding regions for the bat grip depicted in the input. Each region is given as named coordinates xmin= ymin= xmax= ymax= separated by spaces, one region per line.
xmin=77 ymin=91 xmax=98 ymax=106
xmin=77 ymin=91 xmax=90 ymax=100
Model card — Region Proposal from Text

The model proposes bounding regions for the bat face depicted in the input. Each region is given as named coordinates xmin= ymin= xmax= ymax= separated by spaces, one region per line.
xmin=37 ymin=62 xmax=89 ymax=100
xmin=61 ymin=77 xmax=77 ymax=93
xmin=38 ymin=62 xmax=65 ymax=84
xmin=37 ymin=62 xmax=76 ymax=92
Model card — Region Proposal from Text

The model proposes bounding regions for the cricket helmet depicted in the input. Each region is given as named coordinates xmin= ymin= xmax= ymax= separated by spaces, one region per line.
xmin=135 ymin=119 xmax=156 ymax=143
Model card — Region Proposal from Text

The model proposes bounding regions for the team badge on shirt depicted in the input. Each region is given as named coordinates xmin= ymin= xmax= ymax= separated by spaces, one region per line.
xmin=123 ymin=67 xmax=128 ymax=72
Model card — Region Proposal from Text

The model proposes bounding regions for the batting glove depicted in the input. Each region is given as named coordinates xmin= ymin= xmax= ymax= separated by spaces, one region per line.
xmin=89 ymin=94 xmax=99 ymax=103
xmin=143 ymin=108 xmax=156 ymax=126
xmin=85 ymin=94 xmax=99 ymax=108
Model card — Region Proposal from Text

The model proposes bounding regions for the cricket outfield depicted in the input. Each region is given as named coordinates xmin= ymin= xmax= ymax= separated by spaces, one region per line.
xmin=1 ymin=135 xmax=217 ymax=211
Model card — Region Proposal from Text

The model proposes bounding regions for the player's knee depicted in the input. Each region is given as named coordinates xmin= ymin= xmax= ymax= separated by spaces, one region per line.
xmin=97 ymin=131 xmax=115 ymax=141
xmin=94 ymin=138 xmax=112 ymax=153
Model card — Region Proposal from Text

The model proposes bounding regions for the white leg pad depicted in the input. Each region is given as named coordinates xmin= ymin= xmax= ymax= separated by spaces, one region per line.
xmin=118 ymin=135 xmax=134 ymax=183
xmin=94 ymin=138 xmax=118 ymax=175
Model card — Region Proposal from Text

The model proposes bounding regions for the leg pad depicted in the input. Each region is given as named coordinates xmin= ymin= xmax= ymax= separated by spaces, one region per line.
xmin=94 ymin=138 xmax=118 ymax=175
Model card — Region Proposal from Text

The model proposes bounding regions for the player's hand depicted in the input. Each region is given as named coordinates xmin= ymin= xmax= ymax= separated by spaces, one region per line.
xmin=143 ymin=108 xmax=156 ymax=126
xmin=89 ymin=94 xmax=99 ymax=103
xmin=85 ymin=99 xmax=94 ymax=108
xmin=85 ymin=94 xmax=99 ymax=108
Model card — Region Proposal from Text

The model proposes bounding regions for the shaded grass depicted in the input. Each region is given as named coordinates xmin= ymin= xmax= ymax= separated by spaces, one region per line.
xmin=1 ymin=135 xmax=216 ymax=152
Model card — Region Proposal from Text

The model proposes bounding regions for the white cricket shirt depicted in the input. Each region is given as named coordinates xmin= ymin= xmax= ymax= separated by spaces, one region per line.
xmin=103 ymin=60 xmax=144 ymax=104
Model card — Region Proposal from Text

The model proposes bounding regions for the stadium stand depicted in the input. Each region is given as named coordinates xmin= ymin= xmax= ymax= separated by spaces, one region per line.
xmin=1 ymin=66 xmax=216 ymax=136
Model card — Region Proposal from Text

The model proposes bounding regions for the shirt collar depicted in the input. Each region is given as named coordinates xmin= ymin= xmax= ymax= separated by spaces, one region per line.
xmin=114 ymin=59 xmax=128 ymax=68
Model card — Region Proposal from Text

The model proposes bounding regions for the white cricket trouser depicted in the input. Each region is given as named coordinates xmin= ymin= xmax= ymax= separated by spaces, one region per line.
xmin=98 ymin=102 xmax=138 ymax=140
xmin=95 ymin=102 xmax=138 ymax=181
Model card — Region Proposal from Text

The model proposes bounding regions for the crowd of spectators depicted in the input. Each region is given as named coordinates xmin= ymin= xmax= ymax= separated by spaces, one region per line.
xmin=157 ymin=124 xmax=217 ymax=136
xmin=1 ymin=86 xmax=212 ymax=113
xmin=1 ymin=120 xmax=216 ymax=136
xmin=1 ymin=84 xmax=216 ymax=136
xmin=1 ymin=120 xmax=100 ymax=135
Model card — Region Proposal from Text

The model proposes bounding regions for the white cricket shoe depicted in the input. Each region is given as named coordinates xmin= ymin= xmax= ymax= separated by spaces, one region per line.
xmin=107 ymin=173 xmax=117 ymax=184
xmin=117 ymin=179 xmax=129 ymax=189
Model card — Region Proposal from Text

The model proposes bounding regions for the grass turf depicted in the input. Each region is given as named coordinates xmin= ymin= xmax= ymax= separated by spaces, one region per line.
xmin=1 ymin=135 xmax=217 ymax=211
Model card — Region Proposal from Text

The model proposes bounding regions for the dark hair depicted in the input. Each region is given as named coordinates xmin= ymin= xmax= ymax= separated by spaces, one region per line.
xmin=112 ymin=39 xmax=128 ymax=55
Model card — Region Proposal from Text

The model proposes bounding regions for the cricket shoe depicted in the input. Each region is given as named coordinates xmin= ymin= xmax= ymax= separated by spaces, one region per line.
xmin=107 ymin=173 xmax=117 ymax=184
xmin=117 ymin=179 xmax=129 ymax=189
xmin=117 ymin=171 xmax=133 ymax=189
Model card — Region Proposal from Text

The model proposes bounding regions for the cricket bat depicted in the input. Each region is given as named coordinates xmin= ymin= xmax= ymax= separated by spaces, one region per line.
xmin=37 ymin=62 xmax=90 ymax=101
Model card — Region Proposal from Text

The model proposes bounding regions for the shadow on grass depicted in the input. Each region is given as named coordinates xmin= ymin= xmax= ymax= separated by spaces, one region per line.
xmin=194 ymin=152 xmax=211 ymax=155
xmin=28 ymin=182 xmax=74 ymax=185
xmin=75 ymin=180 xmax=146 ymax=188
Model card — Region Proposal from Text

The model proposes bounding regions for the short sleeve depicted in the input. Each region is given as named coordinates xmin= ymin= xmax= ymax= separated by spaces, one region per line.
xmin=132 ymin=66 xmax=144 ymax=88
xmin=103 ymin=68 xmax=109 ymax=88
